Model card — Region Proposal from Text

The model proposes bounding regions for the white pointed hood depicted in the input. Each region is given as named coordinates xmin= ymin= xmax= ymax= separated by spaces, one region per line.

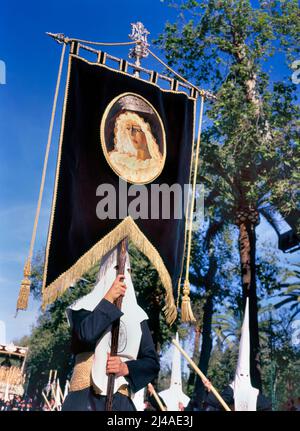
xmin=63 ymin=379 xmax=70 ymax=402
xmin=233 ymin=297 xmax=259 ymax=411
xmin=55 ymin=378 xmax=62 ymax=410
xmin=67 ymin=246 xmax=148 ymax=396
xmin=132 ymin=387 xmax=146 ymax=411
xmin=159 ymin=333 xmax=190 ymax=411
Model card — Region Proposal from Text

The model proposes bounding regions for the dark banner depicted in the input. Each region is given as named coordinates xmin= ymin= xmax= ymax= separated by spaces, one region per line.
xmin=42 ymin=55 xmax=196 ymax=320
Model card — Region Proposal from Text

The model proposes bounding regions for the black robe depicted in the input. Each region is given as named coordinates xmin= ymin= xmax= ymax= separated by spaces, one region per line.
xmin=62 ymin=298 xmax=160 ymax=411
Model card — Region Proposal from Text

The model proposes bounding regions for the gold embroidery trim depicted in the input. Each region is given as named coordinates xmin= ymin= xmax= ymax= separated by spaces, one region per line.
xmin=69 ymin=352 xmax=130 ymax=397
xmin=69 ymin=352 xmax=93 ymax=392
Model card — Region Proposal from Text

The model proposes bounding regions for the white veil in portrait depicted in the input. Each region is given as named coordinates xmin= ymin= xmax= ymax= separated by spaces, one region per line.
xmin=113 ymin=111 xmax=162 ymax=161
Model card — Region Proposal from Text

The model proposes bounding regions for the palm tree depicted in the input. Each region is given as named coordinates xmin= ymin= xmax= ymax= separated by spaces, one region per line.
xmin=187 ymin=221 xmax=236 ymax=408
xmin=213 ymin=306 xmax=271 ymax=349
xmin=212 ymin=310 xmax=241 ymax=348
xmin=274 ymin=264 xmax=300 ymax=322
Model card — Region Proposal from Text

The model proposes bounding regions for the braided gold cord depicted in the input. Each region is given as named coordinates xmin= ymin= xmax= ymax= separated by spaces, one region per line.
xmin=16 ymin=42 xmax=67 ymax=311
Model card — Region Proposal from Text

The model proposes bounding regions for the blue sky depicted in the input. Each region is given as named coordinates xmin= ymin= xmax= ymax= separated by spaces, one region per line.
xmin=0 ymin=0 xmax=299 ymax=345
xmin=0 ymin=0 xmax=180 ymax=343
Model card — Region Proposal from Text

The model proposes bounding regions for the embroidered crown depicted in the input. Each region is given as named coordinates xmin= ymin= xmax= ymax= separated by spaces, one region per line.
xmin=118 ymin=95 xmax=154 ymax=115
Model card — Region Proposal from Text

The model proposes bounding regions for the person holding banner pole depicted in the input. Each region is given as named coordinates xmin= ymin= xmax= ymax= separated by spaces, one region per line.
xmin=62 ymin=246 xmax=160 ymax=411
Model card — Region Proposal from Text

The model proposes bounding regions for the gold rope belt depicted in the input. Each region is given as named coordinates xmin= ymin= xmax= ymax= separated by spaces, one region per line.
xmin=69 ymin=352 xmax=130 ymax=397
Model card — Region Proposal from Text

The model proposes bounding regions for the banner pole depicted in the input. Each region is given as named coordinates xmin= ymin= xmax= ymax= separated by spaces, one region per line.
xmin=172 ymin=338 xmax=231 ymax=411
xmin=148 ymin=384 xmax=166 ymax=411
xmin=105 ymin=238 xmax=128 ymax=411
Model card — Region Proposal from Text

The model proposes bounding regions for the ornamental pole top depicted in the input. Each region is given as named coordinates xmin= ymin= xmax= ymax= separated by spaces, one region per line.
xmin=46 ymin=32 xmax=69 ymax=44
xmin=128 ymin=22 xmax=150 ymax=60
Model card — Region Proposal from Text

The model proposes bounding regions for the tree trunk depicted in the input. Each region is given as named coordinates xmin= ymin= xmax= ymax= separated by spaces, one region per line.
xmin=237 ymin=209 xmax=262 ymax=391
xmin=192 ymin=294 xmax=213 ymax=409
xmin=145 ymin=281 xmax=162 ymax=390
xmin=190 ymin=255 xmax=217 ymax=410
xmin=150 ymin=282 xmax=163 ymax=355
xmin=187 ymin=326 xmax=201 ymax=388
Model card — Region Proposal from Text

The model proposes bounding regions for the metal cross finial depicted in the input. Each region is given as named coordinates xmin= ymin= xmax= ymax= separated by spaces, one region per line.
xmin=128 ymin=21 xmax=150 ymax=66
xmin=46 ymin=32 xmax=69 ymax=44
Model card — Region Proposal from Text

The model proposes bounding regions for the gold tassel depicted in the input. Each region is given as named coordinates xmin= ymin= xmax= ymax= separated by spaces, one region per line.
xmin=16 ymin=259 xmax=31 ymax=311
xmin=181 ymin=279 xmax=196 ymax=322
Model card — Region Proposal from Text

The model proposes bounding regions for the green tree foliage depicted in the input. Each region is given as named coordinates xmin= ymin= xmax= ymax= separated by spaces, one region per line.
xmin=274 ymin=263 xmax=300 ymax=321
xmin=156 ymin=0 xmax=300 ymax=402
xmin=186 ymin=226 xmax=235 ymax=404
xmin=156 ymin=0 xmax=300 ymax=227
xmin=259 ymin=309 xmax=300 ymax=410
xmin=207 ymin=343 xmax=238 ymax=393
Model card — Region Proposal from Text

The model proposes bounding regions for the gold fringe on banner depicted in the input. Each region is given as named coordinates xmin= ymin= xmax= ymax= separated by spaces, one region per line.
xmin=16 ymin=260 xmax=31 ymax=311
xmin=42 ymin=216 xmax=177 ymax=325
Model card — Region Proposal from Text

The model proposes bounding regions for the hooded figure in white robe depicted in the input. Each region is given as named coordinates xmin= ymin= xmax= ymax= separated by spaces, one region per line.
xmin=132 ymin=387 xmax=146 ymax=411
xmin=159 ymin=333 xmax=190 ymax=411
xmin=233 ymin=297 xmax=259 ymax=411
xmin=62 ymin=246 xmax=160 ymax=411
xmin=205 ymin=298 xmax=271 ymax=411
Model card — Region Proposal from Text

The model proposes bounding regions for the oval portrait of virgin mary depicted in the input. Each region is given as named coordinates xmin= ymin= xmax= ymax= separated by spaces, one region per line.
xmin=100 ymin=93 xmax=166 ymax=184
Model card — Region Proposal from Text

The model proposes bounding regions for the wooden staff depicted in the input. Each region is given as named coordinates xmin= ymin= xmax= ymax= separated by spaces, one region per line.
xmin=105 ymin=238 xmax=128 ymax=411
xmin=172 ymin=338 xmax=231 ymax=411
xmin=55 ymin=382 xmax=62 ymax=411
xmin=21 ymin=349 xmax=28 ymax=374
xmin=58 ymin=383 xmax=64 ymax=403
xmin=46 ymin=370 xmax=52 ymax=396
xmin=148 ymin=384 xmax=166 ymax=411
xmin=42 ymin=391 xmax=53 ymax=410
xmin=51 ymin=383 xmax=56 ymax=400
